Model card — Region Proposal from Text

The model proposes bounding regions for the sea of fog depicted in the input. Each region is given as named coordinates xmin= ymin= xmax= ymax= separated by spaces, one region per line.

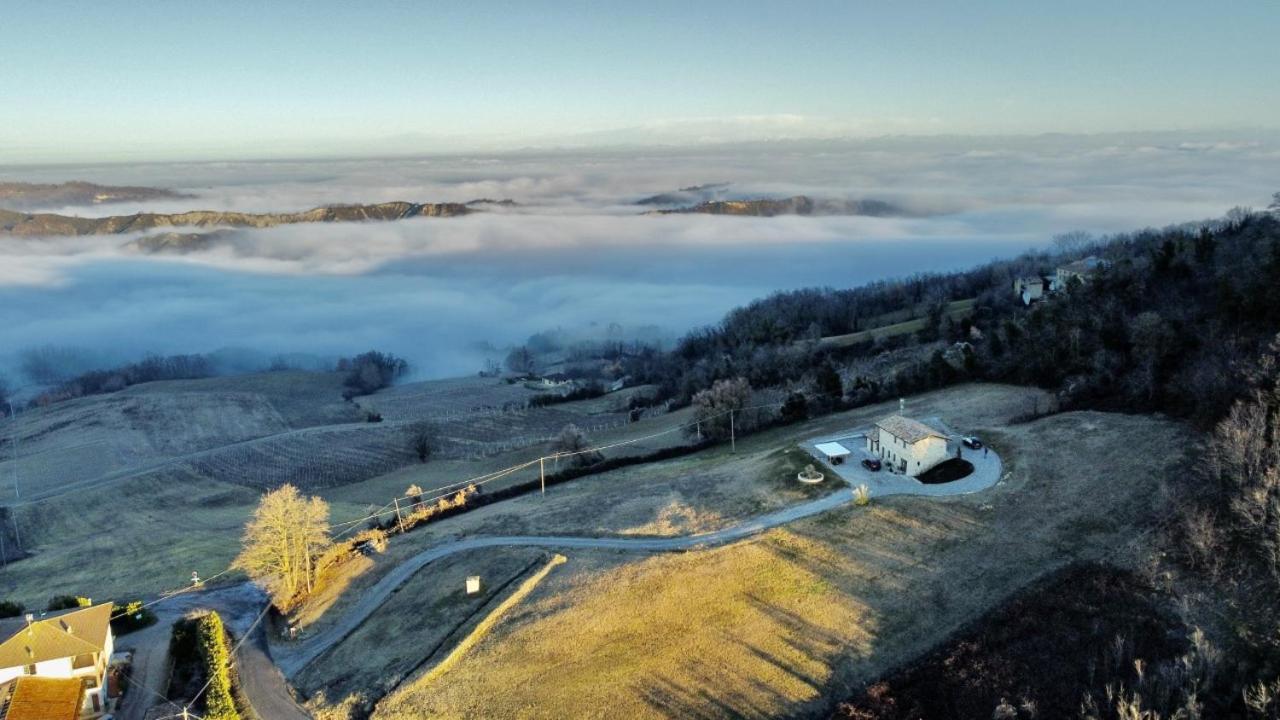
xmin=2 ymin=133 xmax=1277 ymax=384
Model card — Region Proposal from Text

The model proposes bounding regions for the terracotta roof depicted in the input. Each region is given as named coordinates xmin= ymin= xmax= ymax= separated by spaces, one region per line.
xmin=0 ymin=603 xmax=113 ymax=670
xmin=0 ymin=676 xmax=84 ymax=720
xmin=1058 ymin=256 xmax=1104 ymax=275
xmin=875 ymin=415 xmax=947 ymax=443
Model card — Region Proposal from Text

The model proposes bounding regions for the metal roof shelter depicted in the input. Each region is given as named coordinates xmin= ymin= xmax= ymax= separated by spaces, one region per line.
xmin=814 ymin=441 xmax=852 ymax=461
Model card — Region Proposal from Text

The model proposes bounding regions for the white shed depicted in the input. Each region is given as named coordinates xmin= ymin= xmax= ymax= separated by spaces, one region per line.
xmin=815 ymin=441 xmax=852 ymax=465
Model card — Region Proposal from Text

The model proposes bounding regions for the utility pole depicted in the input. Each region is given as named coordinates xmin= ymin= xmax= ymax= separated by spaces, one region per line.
xmin=729 ymin=410 xmax=736 ymax=454
xmin=3 ymin=401 xmax=19 ymax=552
xmin=393 ymin=497 xmax=405 ymax=534
xmin=540 ymin=456 xmax=546 ymax=495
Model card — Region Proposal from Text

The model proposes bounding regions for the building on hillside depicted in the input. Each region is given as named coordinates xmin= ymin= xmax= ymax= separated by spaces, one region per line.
xmin=1012 ymin=276 xmax=1047 ymax=305
xmin=540 ymin=373 xmax=572 ymax=389
xmin=0 ymin=676 xmax=83 ymax=720
xmin=865 ymin=415 xmax=949 ymax=476
xmin=0 ymin=603 xmax=114 ymax=716
xmin=1051 ymin=256 xmax=1106 ymax=291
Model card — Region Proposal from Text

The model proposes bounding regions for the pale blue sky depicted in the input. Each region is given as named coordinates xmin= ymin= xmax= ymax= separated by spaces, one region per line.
xmin=2 ymin=1 xmax=1277 ymax=162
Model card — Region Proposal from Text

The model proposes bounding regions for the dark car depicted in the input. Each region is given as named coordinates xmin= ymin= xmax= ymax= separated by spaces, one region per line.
xmin=861 ymin=457 xmax=882 ymax=471
xmin=962 ymin=436 xmax=982 ymax=449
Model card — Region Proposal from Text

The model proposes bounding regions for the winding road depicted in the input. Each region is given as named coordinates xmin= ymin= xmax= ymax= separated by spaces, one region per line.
xmin=278 ymin=483 xmax=863 ymax=677
xmin=124 ymin=438 xmax=1000 ymax=719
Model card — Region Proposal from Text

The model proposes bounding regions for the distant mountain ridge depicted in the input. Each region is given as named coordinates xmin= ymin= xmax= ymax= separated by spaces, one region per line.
xmin=0 ymin=201 xmax=473 ymax=237
xmin=123 ymin=229 xmax=238 ymax=254
xmin=0 ymin=181 xmax=190 ymax=209
xmin=652 ymin=195 xmax=909 ymax=217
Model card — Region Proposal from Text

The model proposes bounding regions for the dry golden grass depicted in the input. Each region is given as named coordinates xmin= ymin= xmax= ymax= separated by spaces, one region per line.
xmin=368 ymin=408 xmax=1187 ymax=719
xmin=291 ymin=384 xmax=1048 ymax=635
xmin=298 ymin=546 xmax=549 ymax=720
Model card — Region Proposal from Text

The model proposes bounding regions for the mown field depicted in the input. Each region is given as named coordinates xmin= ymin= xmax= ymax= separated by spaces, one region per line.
xmin=0 ymin=371 xmax=692 ymax=607
xmin=358 ymin=405 xmax=1183 ymax=719
xmin=818 ymin=298 xmax=976 ymax=348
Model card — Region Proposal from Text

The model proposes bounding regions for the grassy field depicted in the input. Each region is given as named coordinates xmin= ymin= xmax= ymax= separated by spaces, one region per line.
xmin=282 ymin=384 xmax=1048 ymax=657
xmin=818 ymin=298 xmax=976 ymax=348
xmin=297 ymin=546 xmax=549 ymax=720
xmin=367 ymin=406 xmax=1185 ymax=719
xmin=0 ymin=371 xmax=692 ymax=609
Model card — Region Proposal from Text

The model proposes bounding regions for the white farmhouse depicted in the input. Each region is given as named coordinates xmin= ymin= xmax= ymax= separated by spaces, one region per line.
xmin=0 ymin=603 xmax=114 ymax=716
xmin=865 ymin=415 xmax=949 ymax=476
xmin=1012 ymin=276 xmax=1047 ymax=305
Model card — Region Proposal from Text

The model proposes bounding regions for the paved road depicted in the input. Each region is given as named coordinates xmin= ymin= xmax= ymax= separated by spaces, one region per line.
xmin=276 ymin=484 xmax=858 ymax=677
xmin=114 ymin=584 xmax=302 ymax=720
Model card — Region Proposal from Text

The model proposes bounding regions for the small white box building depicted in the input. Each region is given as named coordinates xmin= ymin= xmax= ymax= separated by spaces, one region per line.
xmin=814 ymin=441 xmax=852 ymax=465
xmin=466 ymin=576 xmax=482 ymax=595
xmin=866 ymin=415 xmax=949 ymax=476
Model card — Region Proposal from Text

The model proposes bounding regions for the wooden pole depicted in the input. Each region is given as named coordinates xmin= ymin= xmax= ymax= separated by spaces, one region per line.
xmin=730 ymin=410 xmax=736 ymax=453
xmin=394 ymin=497 xmax=405 ymax=534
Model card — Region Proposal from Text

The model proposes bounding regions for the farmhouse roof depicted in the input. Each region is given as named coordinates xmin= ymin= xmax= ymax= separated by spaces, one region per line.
xmin=875 ymin=415 xmax=947 ymax=444
xmin=0 ymin=676 xmax=83 ymax=720
xmin=0 ymin=603 xmax=113 ymax=670
xmin=1058 ymin=256 xmax=1104 ymax=275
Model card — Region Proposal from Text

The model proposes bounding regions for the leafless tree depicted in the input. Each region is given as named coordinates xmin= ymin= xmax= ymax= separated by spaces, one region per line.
xmin=410 ymin=422 xmax=438 ymax=463
xmin=549 ymin=423 xmax=601 ymax=467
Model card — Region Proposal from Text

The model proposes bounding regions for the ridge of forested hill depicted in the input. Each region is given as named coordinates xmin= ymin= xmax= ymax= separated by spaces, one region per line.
xmin=0 ymin=180 xmax=190 ymax=209
xmin=651 ymin=195 xmax=910 ymax=217
xmin=0 ymin=200 xmax=473 ymax=236
xmin=624 ymin=210 xmax=1280 ymax=428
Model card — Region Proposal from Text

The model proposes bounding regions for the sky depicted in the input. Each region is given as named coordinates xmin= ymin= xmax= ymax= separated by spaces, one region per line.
xmin=2 ymin=1 xmax=1279 ymax=163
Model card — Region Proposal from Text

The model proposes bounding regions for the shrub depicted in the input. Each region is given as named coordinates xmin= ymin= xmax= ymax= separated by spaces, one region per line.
xmin=46 ymin=595 xmax=90 ymax=611
xmin=854 ymin=484 xmax=871 ymax=506
xmin=196 ymin=612 xmax=240 ymax=720
xmin=0 ymin=601 xmax=22 ymax=618
xmin=109 ymin=600 xmax=157 ymax=636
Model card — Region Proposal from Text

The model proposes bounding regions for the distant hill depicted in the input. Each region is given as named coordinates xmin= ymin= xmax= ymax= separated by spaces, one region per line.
xmin=0 ymin=201 xmax=473 ymax=237
xmin=652 ymin=195 xmax=909 ymax=217
xmin=635 ymin=183 xmax=732 ymax=207
xmin=123 ymin=229 xmax=237 ymax=254
xmin=0 ymin=181 xmax=191 ymax=209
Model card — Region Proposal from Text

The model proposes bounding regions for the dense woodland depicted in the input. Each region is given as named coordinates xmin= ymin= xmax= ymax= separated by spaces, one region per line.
xmin=625 ymin=209 xmax=1280 ymax=430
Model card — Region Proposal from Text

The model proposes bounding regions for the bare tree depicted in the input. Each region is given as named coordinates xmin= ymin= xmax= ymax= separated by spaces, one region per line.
xmin=234 ymin=484 xmax=331 ymax=609
xmin=505 ymin=345 xmax=536 ymax=375
xmin=410 ymin=422 xmax=437 ymax=463
xmin=688 ymin=377 xmax=751 ymax=441
xmin=1052 ymin=230 xmax=1094 ymax=254
xmin=550 ymin=423 xmax=602 ymax=467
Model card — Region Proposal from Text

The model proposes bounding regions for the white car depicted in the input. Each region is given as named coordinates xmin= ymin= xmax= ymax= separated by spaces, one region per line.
xmin=962 ymin=436 xmax=982 ymax=449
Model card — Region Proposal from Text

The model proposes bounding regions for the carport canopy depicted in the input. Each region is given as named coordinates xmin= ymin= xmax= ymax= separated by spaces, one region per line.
xmin=815 ymin=441 xmax=852 ymax=460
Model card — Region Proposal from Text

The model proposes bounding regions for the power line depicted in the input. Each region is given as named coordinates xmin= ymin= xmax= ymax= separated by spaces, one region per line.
xmin=82 ymin=399 xmax=788 ymax=627
xmin=186 ymin=604 xmax=270 ymax=715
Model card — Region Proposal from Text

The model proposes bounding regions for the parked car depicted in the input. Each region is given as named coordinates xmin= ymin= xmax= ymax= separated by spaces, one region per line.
xmin=861 ymin=457 xmax=882 ymax=471
xmin=962 ymin=436 xmax=982 ymax=449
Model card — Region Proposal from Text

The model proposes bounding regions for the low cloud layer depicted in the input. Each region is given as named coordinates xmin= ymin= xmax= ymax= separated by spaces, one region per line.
xmin=1 ymin=132 xmax=1276 ymax=384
